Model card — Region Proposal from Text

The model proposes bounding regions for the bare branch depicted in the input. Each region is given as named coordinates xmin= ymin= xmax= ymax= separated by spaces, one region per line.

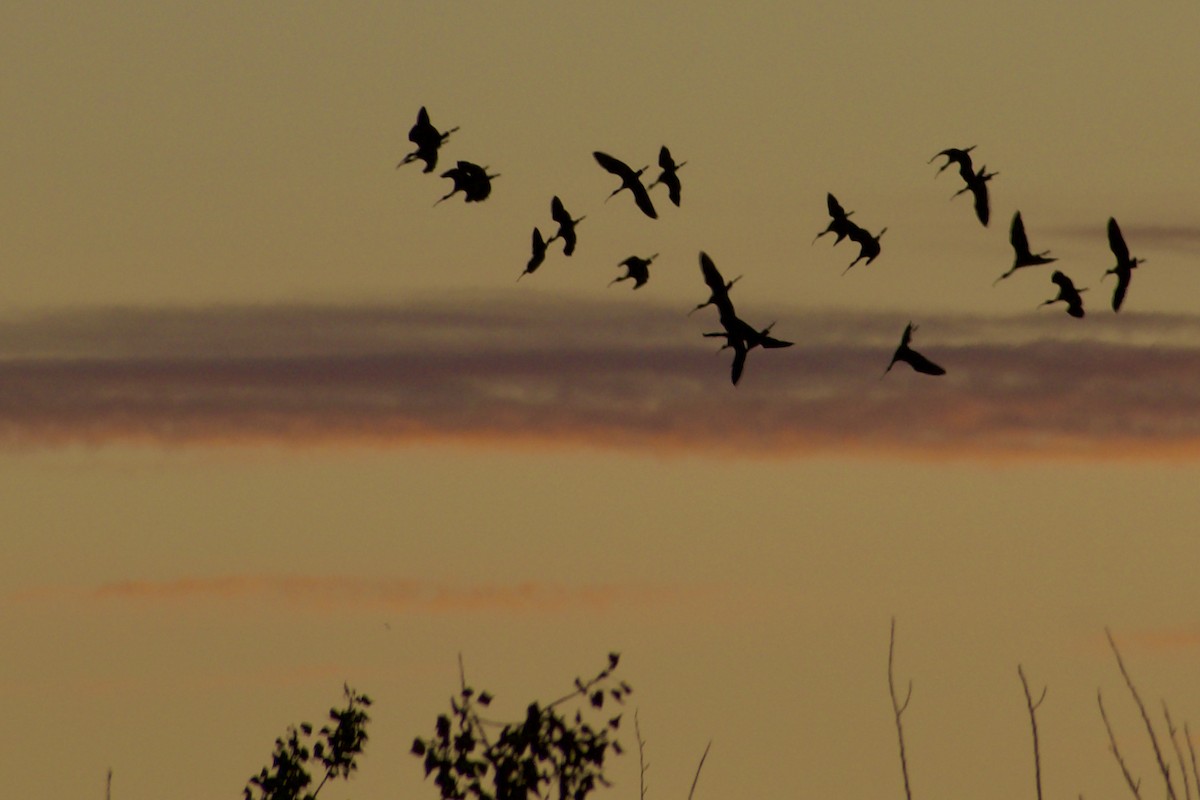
xmin=687 ymin=741 xmax=712 ymax=800
xmin=1018 ymin=664 xmax=1046 ymax=800
xmin=635 ymin=709 xmax=648 ymax=800
xmin=1100 ymin=688 xmax=1144 ymax=800
xmin=1164 ymin=703 xmax=1191 ymax=800
xmin=1186 ymin=723 xmax=1200 ymax=798
xmin=889 ymin=617 xmax=914 ymax=800
xmin=1107 ymin=627 xmax=1178 ymax=800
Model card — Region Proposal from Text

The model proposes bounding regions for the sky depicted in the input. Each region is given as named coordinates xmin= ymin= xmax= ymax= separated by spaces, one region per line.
xmin=3 ymin=2 xmax=1200 ymax=799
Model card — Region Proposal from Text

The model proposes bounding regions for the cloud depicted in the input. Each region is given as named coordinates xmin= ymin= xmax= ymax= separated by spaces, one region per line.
xmin=12 ymin=573 xmax=688 ymax=615
xmin=2 ymin=293 xmax=1200 ymax=459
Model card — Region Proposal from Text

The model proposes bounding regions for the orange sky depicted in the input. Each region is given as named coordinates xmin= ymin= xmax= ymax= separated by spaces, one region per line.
xmin=3 ymin=3 xmax=1200 ymax=800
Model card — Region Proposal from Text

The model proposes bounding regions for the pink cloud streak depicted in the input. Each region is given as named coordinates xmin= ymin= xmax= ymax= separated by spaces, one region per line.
xmin=2 ymin=295 xmax=1200 ymax=460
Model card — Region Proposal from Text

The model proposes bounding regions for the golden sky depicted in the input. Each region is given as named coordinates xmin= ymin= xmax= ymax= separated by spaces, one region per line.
xmin=3 ymin=3 xmax=1200 ymax=800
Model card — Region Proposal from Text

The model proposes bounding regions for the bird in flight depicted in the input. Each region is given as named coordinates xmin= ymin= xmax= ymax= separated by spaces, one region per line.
xmin=435 ymin=161 xmax=499 ymax=204
xmin=929 ymin=146 xmax=976 ymax=178
xmin=609 ymin=253 xmax=659 ymax=289
xmin=647 ymin=146 xmax=686 ymax=207
xmin=593 ymin=151 xmax=657 ymax=219
xmin=547 ymin=196 xmax=586 ymax=256
xmin=952 ymin=164 xmax=998 ymax=226
xmin=1103 ymin=217 xmax=1145 ymax=312
xmin=694 ymin=252 xmax=792 ymax=385
xmin=843 ymin=223 xmax=887 ymax=274
xmin=884 ymin=322 xmax=945 ymax=376
xmin=518 ymin=227 xmax=549 ymax=281
xmin=398 ymin=107 xmax=458 ymax=173
xmin=814 ymin=193 xmax=857 ymax=245
xmin=1040 ymin=270 xmax=1087 ymax=318
xmin=994 ymin=211 xmax=1056 ymax=284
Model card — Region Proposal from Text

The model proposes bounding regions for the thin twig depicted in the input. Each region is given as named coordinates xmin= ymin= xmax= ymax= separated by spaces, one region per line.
xmin=1164 ymin=703 xmax=1191 ymax=800
xmin=889 ymin=617 xmax=914 ymax=800
xmin=1018 ymin=664 xmax=1047 ymax=800
xmin=635 ymin=709 xmax=648 ymax=800
xmin=687 ymin=741 xmax=712 ymax=800
xmin=1107 ymin=628 xmax=1178 ymax=800
xmin=1186 ymin=723 xmax=1200 ymax=800
xmin=1099 ymin=688 xmax=1143 ymax=800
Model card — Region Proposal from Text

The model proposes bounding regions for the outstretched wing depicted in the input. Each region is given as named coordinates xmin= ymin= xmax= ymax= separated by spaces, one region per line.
xmin=593 ymin=151 xmax=634 ymax=180
xmin=1107 ymin=217 xmax=1130 ymax=263
xmin=1112 ymin=269 xmax=1131 ymax=311
xmin=826 ymin=193 xmax=848 ymax=220
xmin=550 ymin=196 xmax=569 ymax=226
xmin=900 ymin=348 xmax=946 ymax=376
xmin=972 ymin=182 xmax=990 ymax=226
xmin=629 ymin=183 xmax=657 ymax=219
xmin=1010 ymin=212 xmax=1029 ymax=254
xmin=658 ymin=146 xmax=674 ymax=170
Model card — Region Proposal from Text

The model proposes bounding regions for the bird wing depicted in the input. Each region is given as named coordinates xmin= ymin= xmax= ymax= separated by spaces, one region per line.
xmin=593 ymin=151 xmax=634 ymax=179
xmin=410 ymin=107 xmax=433 ymax=145
xmin=629 ymin=181 xmax=658 ymax=219
xmin=900 ymin=348 xmax=946 ymax=376
xmin=1010 ymin=212 xmax=1029 ymax=255
xmin=1107 ymin=217 xmax=1130 ymax=263
xmin=1050 ymin=270 xmax=1071 ymax=291
xmin=658 ymin=146 xmax=673 ymax=170
xmin=1112 ymin=268 xmax=1131 ymax=311
xmin=665 ymin=173 xmax=682 ymax=206
xmin=899 ymin=322 xmax=915 ymax=349
xmin=826 ymin=193 xmax=848 ymax=220
xmin=729 ymin=341 xmax=747 ymax=386
xmin=550 ymin=196 xmax=568 ymax=225
xmin=972 ymin=182 xmax=990 ymax=226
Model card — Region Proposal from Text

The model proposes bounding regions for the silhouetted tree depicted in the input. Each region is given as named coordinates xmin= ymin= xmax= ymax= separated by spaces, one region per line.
xmin=245 ymin=684 xmax=372 ymax=800
xmin=411 ymin=653 xmax=630 ymax=800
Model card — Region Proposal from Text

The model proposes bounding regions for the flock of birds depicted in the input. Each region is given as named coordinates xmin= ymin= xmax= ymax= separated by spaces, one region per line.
xmin=398 ymin=108 xmax=1147 ymax=385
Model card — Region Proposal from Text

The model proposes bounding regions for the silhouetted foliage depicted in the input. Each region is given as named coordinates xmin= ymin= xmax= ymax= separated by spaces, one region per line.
xmin=245 ymin=684 xmax=372 ymax=800
xmin=412 ymin=653 xmax=630 ymax=800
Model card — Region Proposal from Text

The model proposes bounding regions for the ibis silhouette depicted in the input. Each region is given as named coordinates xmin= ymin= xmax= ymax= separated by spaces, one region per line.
xmin=694 ymin=252 xmax=791 ymax=385
xmin=647 ymin=146 xmax=686 ymax=207
xmin=1102 ymin=217 xmax=1145 ymax=312
xmin=884 ymin=322 xmax=945 ymax=376
xmin=814 ymin=193 xmax=857 ymax=245
xmin=843 ymin=223 xmax=887 ymax=273
xmin=929 ymin=146 xmax=975 ymax=178
xmin=1041 ymin=270 xmax=1087 ymax=318
xmin=547 ymin=196 xmax=585 ymax=256
xmin=994 ymin=211 xmax=1056 ymax=284
xmin=435 ymin=161 xmax=498 ymax=205
xmin=398 ymin=107 xmax=458 ymax=173
xmin=952 ymin=164 xmax=998 ymax=226
xmin=518 ymin=228 xmax=549 ymax=281
xmin=593 ymin=151 xmax=657 ymax=219
xmin=609 ymin=253 xmax=658 ymax=289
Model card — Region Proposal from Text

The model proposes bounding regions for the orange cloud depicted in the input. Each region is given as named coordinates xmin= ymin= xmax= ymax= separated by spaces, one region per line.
xmin=2 ymin=297 xmax=1200 ymax=460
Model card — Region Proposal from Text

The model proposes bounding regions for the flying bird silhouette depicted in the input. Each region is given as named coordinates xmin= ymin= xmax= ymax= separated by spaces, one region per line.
xmin=609 ymin=253 xmax=658 ymax=289
xmin=694 ymin=252 xmax=791 ymax=385
xmin=1040 ymin=270 xmax=1087 ymax=318
xmin=929 ymin=146 xmax=975 ymax=178
xmin=814 ymin=193 xmax=857 ymax=245
xmin=593 ymin=151 xmax=657 ymax=219
xmin=518 ymin=228 xmax=549 ymax=281
xmin=647 ymin=146 xmax=686 ymax=207
xmin=952 ymin=164 xmax=998 ymax=226
xmin=398 ymin=106 xmax=458 ymax=173
xmin=1102 ymin=217 xmax=1145 ymax=312
xmin=703 ymin=317 xmax=793 ymax=386
xmin=435 ymin=161 xmax=498 ymax=205
xmin=884 ymin=322 xmax=946 ymax=376
xmin=994 ymin=211 xmax=1056 ymax=284
xmin=843 ymin=223 xmax=887 ymax=273
xmin=547 ymin=196 xmax=585 ymax=256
